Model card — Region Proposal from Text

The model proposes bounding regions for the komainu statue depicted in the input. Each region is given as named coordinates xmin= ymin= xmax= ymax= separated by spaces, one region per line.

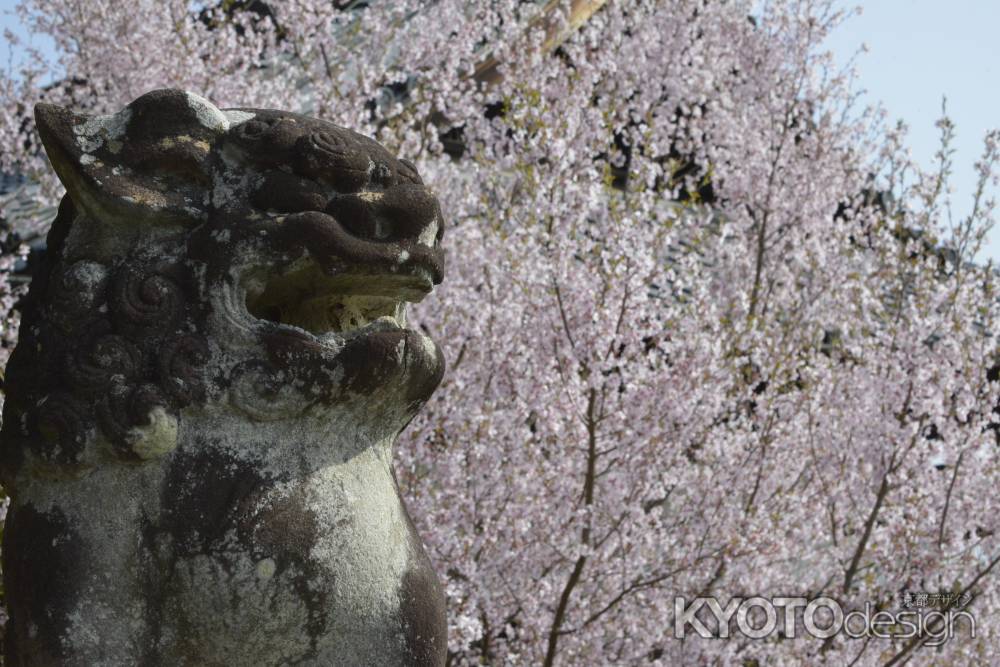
xmin=0 ymin=89 xmax=447 ymax=666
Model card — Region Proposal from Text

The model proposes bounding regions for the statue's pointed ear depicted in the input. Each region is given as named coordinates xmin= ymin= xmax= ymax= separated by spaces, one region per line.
xmin=35 ymin=89 xmax=230 ymax=227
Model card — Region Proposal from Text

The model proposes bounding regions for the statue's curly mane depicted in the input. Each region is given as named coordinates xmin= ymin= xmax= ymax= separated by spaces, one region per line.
xmin=3 ymin=208 xmax=208 ymax=474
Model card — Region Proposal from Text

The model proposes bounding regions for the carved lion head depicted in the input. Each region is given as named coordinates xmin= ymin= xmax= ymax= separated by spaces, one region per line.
xmin=0 ymin=89 xmax=446 ymax=477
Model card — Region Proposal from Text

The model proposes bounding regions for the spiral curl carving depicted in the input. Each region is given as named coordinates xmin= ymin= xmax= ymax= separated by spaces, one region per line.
xmin=96 ymin=381 xmax=174 ymax=456
xmin=33 ymin=392 xmax=93 ymax=465
xmin=228 ymin=359 xmax=307 ymax=422
xmin=65 ymin=333 xmax=144 ymax=395
xmin=158 ymin=334 xmax=210 ymax=406
xmin=111 ymin=267 xmax=184 ymax=336
xmin=46 ymin=260 xmax=110 ymax=333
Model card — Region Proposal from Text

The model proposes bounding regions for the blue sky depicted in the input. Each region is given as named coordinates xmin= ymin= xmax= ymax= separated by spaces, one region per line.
xmin=826 ymin=1 xmax=1000 ymax=262
xmin=2 ymin=1 xmax=999 ymax=259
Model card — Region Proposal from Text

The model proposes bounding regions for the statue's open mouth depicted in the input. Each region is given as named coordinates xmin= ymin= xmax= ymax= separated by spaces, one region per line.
xmin=244 ymin=259 xmax=434 ymax=340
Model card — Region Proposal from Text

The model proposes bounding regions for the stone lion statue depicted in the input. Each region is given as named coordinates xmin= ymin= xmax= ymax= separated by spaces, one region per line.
xmin=0 ymin=89 xmax=447 ymax=666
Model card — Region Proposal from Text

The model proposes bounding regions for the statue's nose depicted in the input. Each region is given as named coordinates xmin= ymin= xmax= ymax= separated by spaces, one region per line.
xmin=325 ymin=184 xmax=443 ymax=248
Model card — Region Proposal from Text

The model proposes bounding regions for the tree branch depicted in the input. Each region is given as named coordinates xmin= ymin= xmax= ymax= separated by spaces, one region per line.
xmin=542 ymin=388 xmax=598 ymax=667
xmin=843 ymin=456 xmax=893 ymax=594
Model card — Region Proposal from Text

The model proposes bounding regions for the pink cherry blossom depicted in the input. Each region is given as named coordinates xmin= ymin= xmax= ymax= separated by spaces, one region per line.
xmin=2 ymin=1 xmax=999 ymax=664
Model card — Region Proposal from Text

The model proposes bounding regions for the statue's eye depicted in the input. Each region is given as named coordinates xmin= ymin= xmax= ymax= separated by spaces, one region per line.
xmin=397 ymin=158 xmax=423 ymax=185
xmin=238 ymin=120 xmax=269 ymax=138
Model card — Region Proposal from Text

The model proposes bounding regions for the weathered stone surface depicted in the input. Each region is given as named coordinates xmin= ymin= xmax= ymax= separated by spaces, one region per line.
xmin=0 ymin=89 xmax=447 ymax=666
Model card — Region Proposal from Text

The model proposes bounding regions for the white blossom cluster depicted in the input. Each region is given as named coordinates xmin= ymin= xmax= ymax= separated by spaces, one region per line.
xmin=2 ymin=1 xmax=1000 ymax=664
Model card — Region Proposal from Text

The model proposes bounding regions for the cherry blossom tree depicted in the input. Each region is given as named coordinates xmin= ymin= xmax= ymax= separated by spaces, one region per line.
xmin=2 ymin=1 xmax=999 ymax=664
